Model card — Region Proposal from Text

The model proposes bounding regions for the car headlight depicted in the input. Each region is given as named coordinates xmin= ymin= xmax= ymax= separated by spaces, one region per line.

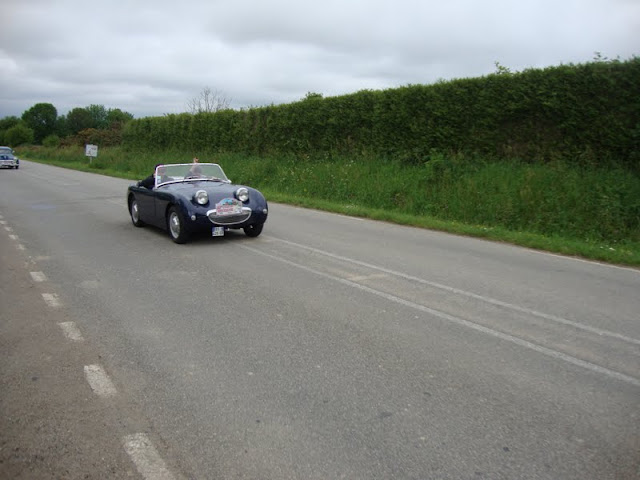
xmin=195 ymin=190 xmax=209 ymax=205
xmin=236 ymin=187 xmax=249 ymax=203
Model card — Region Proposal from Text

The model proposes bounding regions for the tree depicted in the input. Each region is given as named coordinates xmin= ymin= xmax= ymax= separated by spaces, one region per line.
xmin=0 ymin=116 xmax=20 ymax=131
xmin=86 ymin=104 xmax=108 ymax=129
xmin=494 ymin=61 xmax=512 ymax=75
xmin=303 ymin=92 xmax=323 ymax=101
xmin=0 ymin=116 xmax=21 ymax=144
xmin=186 ymin=87 xmax=231 ymax=114
xmin=65 ymin=105 xmax=133 ymax=134
xmin=106 ymin=108 xmax=134 ymax=128
xmin=55 ymin=114 xmax=70 ymax=137
xmin=66 ymin=107 xmax=94 ymax=134
xmin=5 ymin=123 xmax=34 ymax=146
xmin=21 ymin=103 xmax=57 ymax=143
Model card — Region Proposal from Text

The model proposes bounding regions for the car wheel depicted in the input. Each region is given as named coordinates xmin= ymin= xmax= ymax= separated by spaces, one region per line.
xmin=167 ymin=206 xmax=190 ymax=244
xmin=129 ymin=198 xmax=145 ymax=227
xmin=243 ymin=223 xmax=264 ymax=237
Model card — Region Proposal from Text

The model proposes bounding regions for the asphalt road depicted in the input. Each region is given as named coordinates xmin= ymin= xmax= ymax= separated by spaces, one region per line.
xmin=1 ymin=160 xmax=639 ymax=479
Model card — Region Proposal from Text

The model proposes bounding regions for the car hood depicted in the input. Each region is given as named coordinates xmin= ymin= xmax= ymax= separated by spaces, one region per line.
xmin=157 ymin=180 xmax=264 ymax=203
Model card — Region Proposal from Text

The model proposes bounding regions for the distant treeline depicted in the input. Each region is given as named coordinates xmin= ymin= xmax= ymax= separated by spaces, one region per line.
xmin=123 ymin=57 xmax=640 ymax=167
xmin=0 ymin=103 xmax=133 ymax=147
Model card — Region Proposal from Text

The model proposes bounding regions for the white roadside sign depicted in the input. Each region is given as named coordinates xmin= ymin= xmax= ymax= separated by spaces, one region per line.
xmin=85 ymin=144 xmax=98 ymax=158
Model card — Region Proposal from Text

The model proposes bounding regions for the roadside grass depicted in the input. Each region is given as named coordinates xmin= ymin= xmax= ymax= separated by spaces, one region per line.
xmin=17 ymin=145 xmax=640 ymax=267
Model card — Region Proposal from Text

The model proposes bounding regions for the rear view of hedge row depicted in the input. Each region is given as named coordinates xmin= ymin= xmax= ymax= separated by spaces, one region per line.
xmin=123 ymin=57 xmax=640 ymax=167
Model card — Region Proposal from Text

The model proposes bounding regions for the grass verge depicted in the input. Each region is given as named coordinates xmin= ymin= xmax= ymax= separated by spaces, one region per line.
xmin=16 ymin=145 xmax=640 ymax=267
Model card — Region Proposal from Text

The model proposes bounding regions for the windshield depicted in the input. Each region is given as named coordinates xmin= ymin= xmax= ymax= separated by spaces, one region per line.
xmin=0 ymin=147 xmax=13 ymax=155
xmin=155 ymin=163 xmax=229 ymax=187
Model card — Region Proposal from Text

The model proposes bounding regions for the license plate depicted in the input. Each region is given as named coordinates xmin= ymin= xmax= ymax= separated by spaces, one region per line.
xmin=212 ymin=226 xmax=225 ymax=237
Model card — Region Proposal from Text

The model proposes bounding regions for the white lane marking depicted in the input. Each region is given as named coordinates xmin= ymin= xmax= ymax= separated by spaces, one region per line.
xmin=123 ymin=433 xmax=176 ymax=480
xmin=270 ymin=209 xmax=639 ymax=272
xmin=84 ymin=365 xmax=117 ymax=397
xmin=42 ymin=293 xmax=62 ymax=308
xmin=0 ymin=220 xmax=6 ymax=224
xmin=58 ymin=322 xmax=84 ymax=341
xmin=531 ymin=249 xmax=640 ymax=272
xmin=269 ymin=237 xmax=640 ymax=347
xmin=348 ymin=273 xmax=388 ymax=282
xmin=9 ymin=234 xmax=17 ymax=240
xmin=16 ymin=244 xmax=25 ymax=251
xmin=5 ymin=226 xmax=13 ymax=232
xmin=242 ymin=245 xmax=640 ymax=388
xmin=30 ymin=271 xmax=47 ymax=282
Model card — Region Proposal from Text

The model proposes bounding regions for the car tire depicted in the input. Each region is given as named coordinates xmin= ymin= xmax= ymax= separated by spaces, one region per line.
xmin=129 ymin=198 xmax=145 ymax=227
xmin=167 ymin=206 xmax=190 ymax=244
xmin=243 ymin=223 xmax=264 ymax=237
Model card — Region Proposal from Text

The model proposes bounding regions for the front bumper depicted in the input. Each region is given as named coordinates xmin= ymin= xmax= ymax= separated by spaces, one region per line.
xmin=186 ymin=207 xmax=268 ymax=231
xmin=0 ymin=159 xmax=18 ymax=168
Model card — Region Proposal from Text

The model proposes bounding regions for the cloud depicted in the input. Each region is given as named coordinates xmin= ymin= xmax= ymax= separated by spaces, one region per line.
xmin=0 ymin=0 xmax=638 ymax=119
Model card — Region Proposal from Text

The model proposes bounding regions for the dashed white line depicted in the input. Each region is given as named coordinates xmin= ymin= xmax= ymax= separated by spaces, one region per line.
xmin=84 ymin=364 xmax=117 ymax=397
xmin=123 ymin=433 xmax=176 ymax=480
xmin=9 ymin=234 xmax=17 ymax=240
xmin=4 ymin=226 xmax=12 ymax=232
xmin=42 ymin=293 xmax=62 ymax=308
xmin=0 ymin=220 xmax=6 ymax=224
xmin=30 ymin=271 xmax=47 ymax=282
xmin=58 ymin=322 xmax=84 ymax=341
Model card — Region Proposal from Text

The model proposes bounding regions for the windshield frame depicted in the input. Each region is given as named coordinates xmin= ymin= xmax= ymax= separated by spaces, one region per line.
xmin=154 ymin=163 xmax=230 ymax=188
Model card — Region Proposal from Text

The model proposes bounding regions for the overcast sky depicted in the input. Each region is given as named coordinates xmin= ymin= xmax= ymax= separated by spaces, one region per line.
xmin=1 ymin=0 xmax=638 ymax=119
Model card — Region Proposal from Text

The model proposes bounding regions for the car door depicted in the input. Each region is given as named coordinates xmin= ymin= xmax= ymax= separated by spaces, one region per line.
xmin=134 ymin=187 xmax=157 ymax=225
xmin=153 ymin=189 xmax=175 ymax=229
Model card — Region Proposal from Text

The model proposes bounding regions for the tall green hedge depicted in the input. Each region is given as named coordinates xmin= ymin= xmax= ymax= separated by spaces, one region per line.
xmin=123 ymin=57 xmax=640 ymax=166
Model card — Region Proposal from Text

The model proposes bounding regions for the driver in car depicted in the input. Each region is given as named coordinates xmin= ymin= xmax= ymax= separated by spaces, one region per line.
xmin=137 ymin=164 xmax=170 ymax=188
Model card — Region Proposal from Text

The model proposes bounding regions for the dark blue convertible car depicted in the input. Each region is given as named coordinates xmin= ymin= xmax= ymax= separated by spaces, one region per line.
xmin=127 ymin=163 xmax=268 ymax=243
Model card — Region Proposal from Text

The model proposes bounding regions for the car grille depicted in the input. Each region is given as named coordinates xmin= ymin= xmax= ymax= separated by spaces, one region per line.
xmin=207 ymin=207 xmax=252 ymax=225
